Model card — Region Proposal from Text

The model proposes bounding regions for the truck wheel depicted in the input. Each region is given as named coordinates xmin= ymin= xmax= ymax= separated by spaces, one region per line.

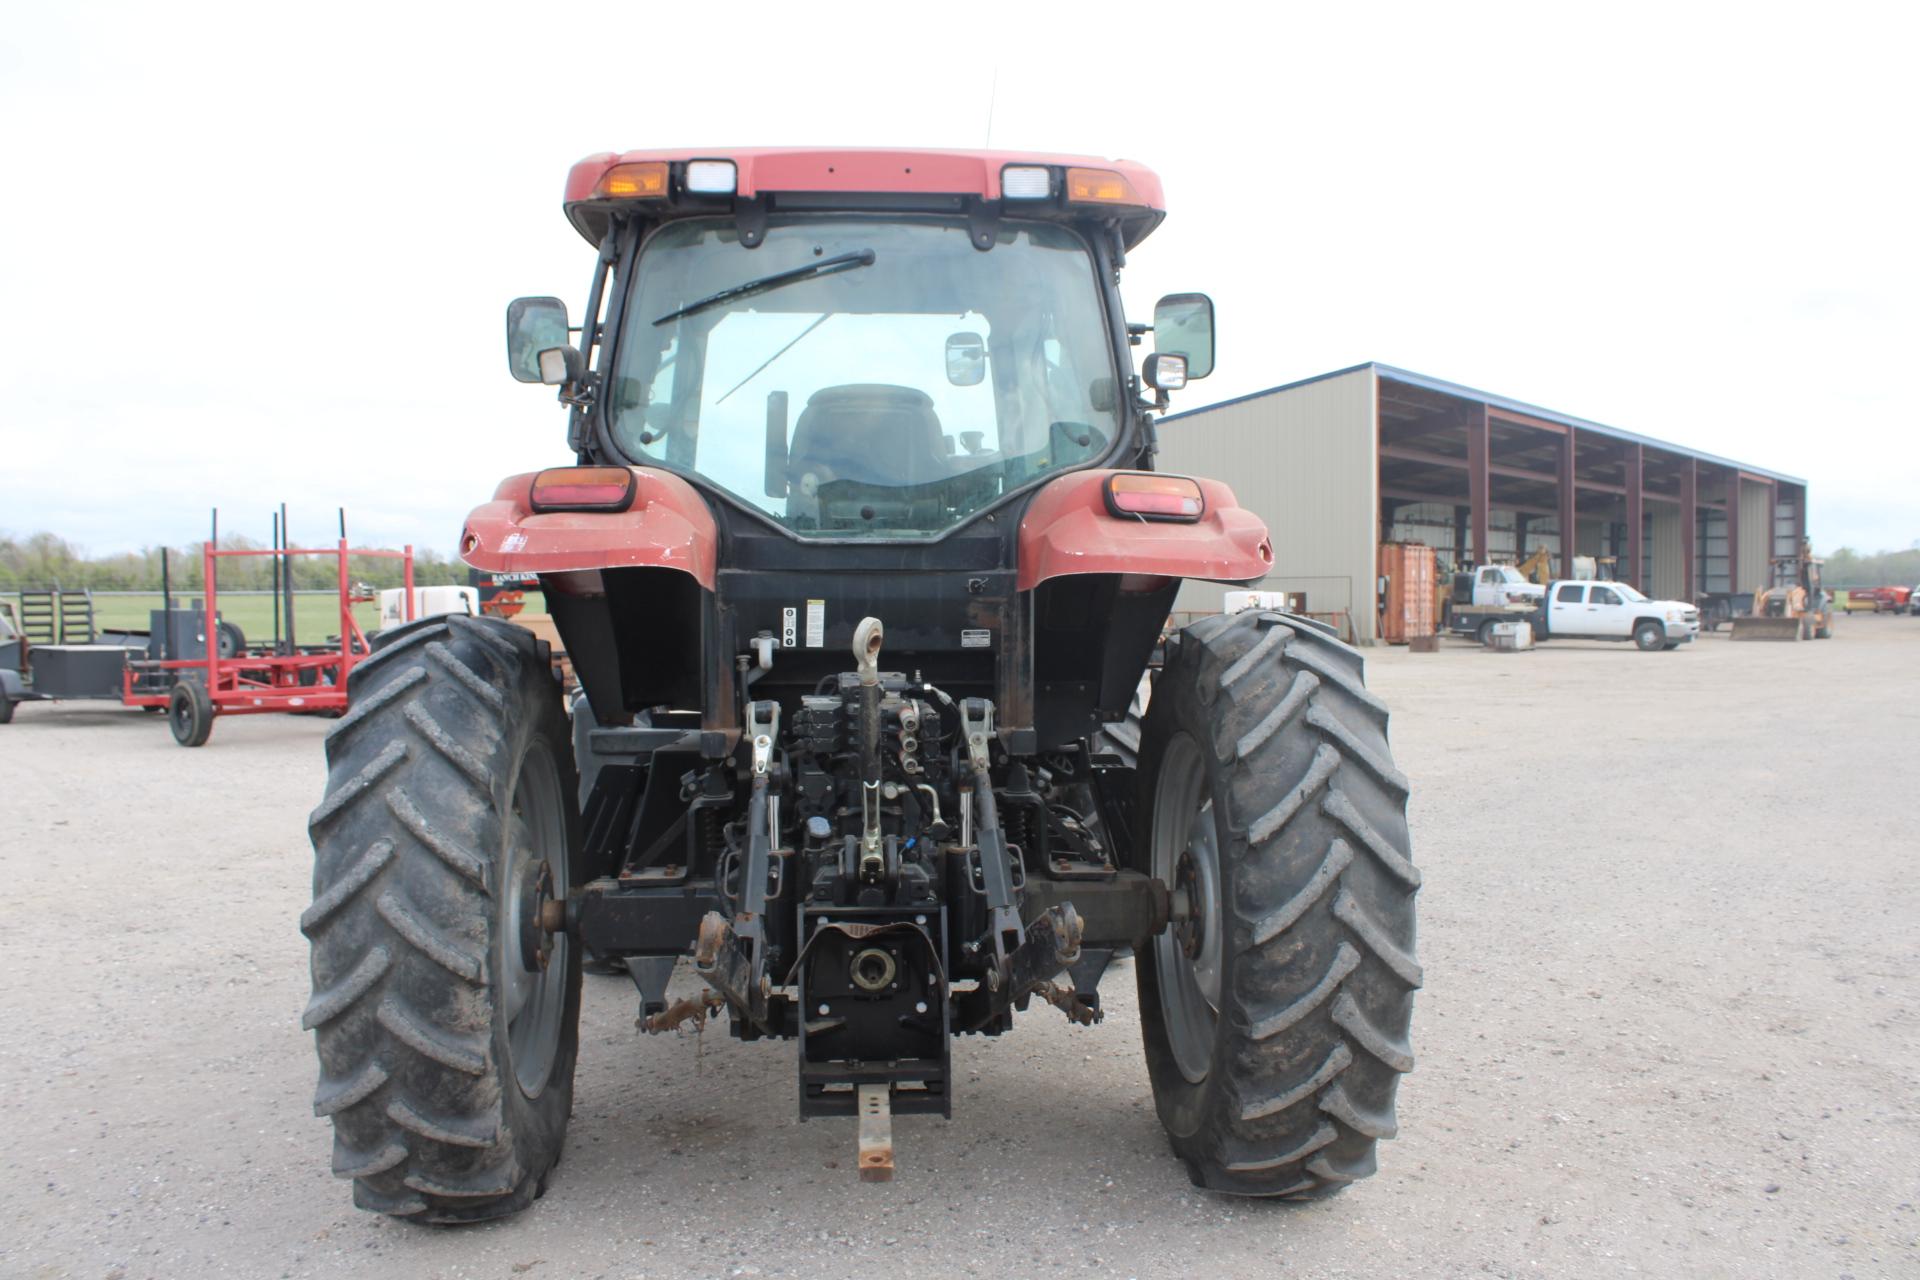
xmin=1474 ymin=619 xmax=1495 ymax=647
xmin=1632 ymin=621 xmax=1665 ymax=651
xmin=303 ymin=614 xmax=583 ymax=1223
xmin=168 ymin=679 xmax=214 ymax=746
xmin=1135 ymin=611 xmax=1420 ymax=1198
xmin=0 ymin=695 xmax=12 ymax=725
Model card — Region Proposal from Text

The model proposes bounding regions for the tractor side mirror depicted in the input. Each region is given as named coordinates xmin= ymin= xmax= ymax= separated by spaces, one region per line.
xmin=764 ymin=391 xmax=789 ymax=499
xmin=506 ymin=296 xmax=571 ymax=384
xmin=1152 ymin=293 xmax=1215 ymax=380
xmin=945 ymin=332 xmax=986 ymax=386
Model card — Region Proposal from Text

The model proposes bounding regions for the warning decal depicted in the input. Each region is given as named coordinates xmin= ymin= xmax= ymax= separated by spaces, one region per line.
xmin=806 ymin=599 xmax=826 ymax=648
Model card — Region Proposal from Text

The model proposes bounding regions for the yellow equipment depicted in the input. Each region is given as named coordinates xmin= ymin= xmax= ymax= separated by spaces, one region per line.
xmin=1730 ymin=543 xmax=1832 ymax=641
xmin=1515 ymin=546 xmax=1554 ymax=586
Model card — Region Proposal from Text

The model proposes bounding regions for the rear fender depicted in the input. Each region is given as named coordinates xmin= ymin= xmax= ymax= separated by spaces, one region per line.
xmin=1017 ymin=469 xmax=1272 ymax=591
xmin=460 ymin=467 xmax=718 ymax=592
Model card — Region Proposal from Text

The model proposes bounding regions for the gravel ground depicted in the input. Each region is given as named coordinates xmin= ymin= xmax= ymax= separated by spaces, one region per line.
xmin=2 ymin=618 xmax=1916 ymax=1279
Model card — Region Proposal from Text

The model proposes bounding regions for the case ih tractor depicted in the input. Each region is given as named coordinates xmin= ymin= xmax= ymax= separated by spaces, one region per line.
xmin=303 ymin=149 xmax=1420 ymax=1221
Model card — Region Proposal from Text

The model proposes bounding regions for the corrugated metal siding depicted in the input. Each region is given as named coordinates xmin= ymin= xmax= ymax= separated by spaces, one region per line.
xmin=1698 ymin=508 xmax=1729 ymax=593
xmin=1650 ymin=507 xmax=1684 ymax=600
xmin=1774 ymin=498 xmax=1798 ymax=559
xmin=1577 ymin=519 xmax=1607 ymax=557
xmin=1737 ymin=480 xmax=1774 ymax=592
xmin=1159 ymin=367 xmax=1378 ymax=640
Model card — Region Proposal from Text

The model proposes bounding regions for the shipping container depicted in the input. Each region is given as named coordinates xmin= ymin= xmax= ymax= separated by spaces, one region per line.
xmin=1378 ymin=542 xmax=1436 ymax=643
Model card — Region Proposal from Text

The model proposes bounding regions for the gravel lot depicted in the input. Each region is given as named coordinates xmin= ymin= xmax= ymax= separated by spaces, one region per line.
xmin=2 ymin=618 xmax=1916 ymax=1279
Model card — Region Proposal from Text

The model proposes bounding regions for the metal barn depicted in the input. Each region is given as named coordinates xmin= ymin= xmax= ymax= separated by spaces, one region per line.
xmin=1157 ymin=363 xmax=1807 ymax=643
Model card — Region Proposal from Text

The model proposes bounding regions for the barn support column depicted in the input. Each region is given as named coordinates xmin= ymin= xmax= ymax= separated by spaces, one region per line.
xmin=1625 ymin=442 xmax=1644 ymax=590
xmin=1768 ymin=480 xmax=1780 ymax=562
xmin=1726 ymin=471 xmax=1741 ymax=595
xmin=1558 ymin=428 xmax=1577 ymax=577
xmin=1681 ymin=457 xmax=1698 ymax=603
xmin=1468 ymin=405 xmax=1490 ymax=568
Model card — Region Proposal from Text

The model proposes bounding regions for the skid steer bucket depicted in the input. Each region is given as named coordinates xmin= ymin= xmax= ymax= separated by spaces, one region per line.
xmin=1729 ymin=614 xmax=1804 ymax=641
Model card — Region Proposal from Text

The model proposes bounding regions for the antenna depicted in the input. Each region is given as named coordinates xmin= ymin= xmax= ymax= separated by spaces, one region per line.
xmin=984 ymin=67 xmax=999 ymax=148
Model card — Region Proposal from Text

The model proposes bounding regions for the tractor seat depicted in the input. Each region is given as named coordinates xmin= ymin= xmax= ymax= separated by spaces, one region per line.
xmin=788 ymin=384 xmax=948 ymax=490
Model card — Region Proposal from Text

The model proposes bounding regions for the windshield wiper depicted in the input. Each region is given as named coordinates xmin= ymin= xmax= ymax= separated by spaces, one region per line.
xmin=653 ymin=249 xmax=877 ymax=326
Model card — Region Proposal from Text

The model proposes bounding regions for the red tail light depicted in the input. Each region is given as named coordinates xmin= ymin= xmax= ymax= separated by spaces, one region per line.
xmin=1104 ymin=472 xmax=1204 ymax=522
xmin=530 ymin=466 xmax=636 ymax=513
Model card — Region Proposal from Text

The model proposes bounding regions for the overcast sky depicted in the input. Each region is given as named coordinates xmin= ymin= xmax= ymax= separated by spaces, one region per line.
xmin=3 ymin=2 xmax=1915 ymax=557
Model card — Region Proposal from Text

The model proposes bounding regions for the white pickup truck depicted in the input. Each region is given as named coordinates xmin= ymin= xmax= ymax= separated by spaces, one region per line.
xmin=1448 ymin=579 xmax=1700 ymax=650
xmin=1540 ymin=580 xmax=1700 ymax=649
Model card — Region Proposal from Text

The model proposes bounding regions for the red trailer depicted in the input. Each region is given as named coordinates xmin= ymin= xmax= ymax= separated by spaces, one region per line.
xmin=124 ymin=527 xmax=415 ymax=746
xmin=1840 ymin=585 xmax=1911 ymax=614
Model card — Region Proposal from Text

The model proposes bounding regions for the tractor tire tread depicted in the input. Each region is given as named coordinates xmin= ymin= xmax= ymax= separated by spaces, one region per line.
xmin=1138 ymin=610 xmax=1418 ymax=1198
xmin=304 ymin=611 xmax=577 ymax=1224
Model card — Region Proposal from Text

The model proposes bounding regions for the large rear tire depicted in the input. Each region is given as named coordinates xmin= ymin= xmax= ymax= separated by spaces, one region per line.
xmin=1136 ymin=611 xmax=1420 ymax=1198
xmin=303 ymin=614 xmax=583 ymax=1223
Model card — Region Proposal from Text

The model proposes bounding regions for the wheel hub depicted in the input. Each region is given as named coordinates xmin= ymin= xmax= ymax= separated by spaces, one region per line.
xmin=1172 ymin=851 xmax=1206 ymax=960
xmin=518 ymin=861 xmax=556 ymax=973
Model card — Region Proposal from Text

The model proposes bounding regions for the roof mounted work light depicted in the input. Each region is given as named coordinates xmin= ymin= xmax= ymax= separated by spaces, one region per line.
xmin=685 ymin=159 xmax=738 ymax=194
xmin=1000 ymin=165 xmax=1052 ymax=199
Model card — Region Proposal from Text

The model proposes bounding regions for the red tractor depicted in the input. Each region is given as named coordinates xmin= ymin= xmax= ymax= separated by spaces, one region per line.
xmin=303 ymin=149 xmax=1420 ymax=1220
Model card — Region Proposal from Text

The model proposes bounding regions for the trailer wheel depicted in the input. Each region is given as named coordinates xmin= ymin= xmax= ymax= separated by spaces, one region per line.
xmin=1135 ymin=611 xmax=1419 ymax=1198
xmin=1632 ymin=621 xmax=1665 ymax=651
xmin=168 ymin=680 xmax=214 ymax=746
xmin=303 ymin=614 xmax=583 ymax=1223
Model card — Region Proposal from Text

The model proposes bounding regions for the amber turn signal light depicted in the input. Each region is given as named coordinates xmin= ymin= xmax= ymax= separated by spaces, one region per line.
xmin=530 ymin=466 xmax=636 ymax=513
xmin=1065 ymin=167 xmax=1144 ymax=206
xmin=1104 ymin=472 xmax=1204 ymax=522
xmin=594 ymin=162 xmax=669 ymax=199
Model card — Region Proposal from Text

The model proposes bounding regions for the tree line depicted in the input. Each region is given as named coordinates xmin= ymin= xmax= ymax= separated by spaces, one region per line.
xmin=1823 ymin=544 xmax=1920 ymax=589
xmin=0 ymin=531 xmax=469 ymax=593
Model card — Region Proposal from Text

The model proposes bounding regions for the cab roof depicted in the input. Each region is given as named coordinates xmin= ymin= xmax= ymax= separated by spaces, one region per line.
xmin=562 ymin=148 xmax=1167 ymax=251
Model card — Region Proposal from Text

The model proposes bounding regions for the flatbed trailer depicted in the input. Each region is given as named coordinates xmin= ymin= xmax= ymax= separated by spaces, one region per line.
xmin=1444 ymin=601 xmax=1537 ymax=645
xmin=123 ymin=514 xmax=415 ymax=745
xmin=2 ymin=512 xmax=415 ymax=744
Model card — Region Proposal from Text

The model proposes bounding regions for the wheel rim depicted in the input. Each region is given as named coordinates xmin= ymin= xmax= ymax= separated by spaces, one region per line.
xmin=170 ymin=690 xmax=192 ymax=740
xmin=502 ymin=740 xmax=568 ymax=1098
xmin=1151 ymin=732 xmax=1224 ymax=1085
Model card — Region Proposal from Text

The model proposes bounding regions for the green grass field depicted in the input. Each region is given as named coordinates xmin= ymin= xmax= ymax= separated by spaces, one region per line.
xmin=5 ymin=591 xmax=549 ymax=644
